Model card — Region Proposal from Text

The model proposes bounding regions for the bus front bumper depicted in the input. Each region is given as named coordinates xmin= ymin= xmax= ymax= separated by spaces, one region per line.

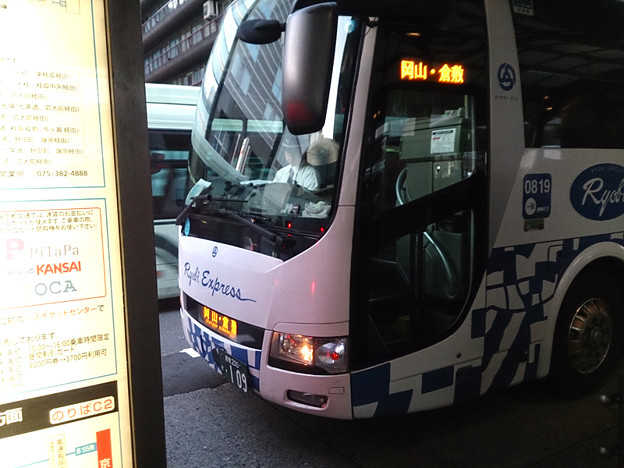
xmin=179 ymin=307 xmax=354 ymax=419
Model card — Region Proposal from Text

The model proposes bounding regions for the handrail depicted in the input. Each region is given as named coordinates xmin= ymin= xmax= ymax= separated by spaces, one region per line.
xmin=143 ymin=0 xmax=193 ymax=35
xmin=395 ymin=166 xmax=459 ymax=300
xmin=144 ymin=16 xmax=222 ymax=76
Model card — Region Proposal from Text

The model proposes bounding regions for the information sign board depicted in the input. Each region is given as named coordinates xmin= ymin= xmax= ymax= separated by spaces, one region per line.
xmin=0 ymin=1 xmax=164 ymax=466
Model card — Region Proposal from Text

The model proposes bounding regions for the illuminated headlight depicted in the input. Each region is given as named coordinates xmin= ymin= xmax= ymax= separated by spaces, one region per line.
xmin=269 ymin=333 xmax=348 ymax=374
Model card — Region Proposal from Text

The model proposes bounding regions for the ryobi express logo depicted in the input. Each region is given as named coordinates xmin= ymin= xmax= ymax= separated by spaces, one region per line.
xmin=570 ymin=163 xmax=624 ymax=220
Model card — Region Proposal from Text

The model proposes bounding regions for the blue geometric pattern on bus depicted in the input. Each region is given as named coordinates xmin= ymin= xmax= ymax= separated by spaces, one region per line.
xmin=351 ymin=364 xmax=412 ymax=416
xmin=422 ymin=366 xmax=454 ymax=393
xmin=351 ymin=364 xmax=457 ymax=417
xmin=180 ymin=310 xmax=261 ymax=391
xmin=462 ymin=233 xmax=624 ymax=402
xmin=351 ymin=233 xmax=624 ymax=417
xmin=464 ymin=243 xmax=550 ymax=399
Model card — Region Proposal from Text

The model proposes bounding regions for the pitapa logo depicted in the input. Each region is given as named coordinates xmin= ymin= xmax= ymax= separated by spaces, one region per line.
xmin=570 ymin=163 xmax=624 ymax=220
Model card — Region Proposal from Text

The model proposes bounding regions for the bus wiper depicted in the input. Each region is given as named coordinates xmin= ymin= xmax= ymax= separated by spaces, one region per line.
xmin=240 ymin=180 xmax=271 ymax=188
xmin=175 ymin=186 xmax=213 ymax=226
xmin=217 ymin=207 xmax=295 ymax=251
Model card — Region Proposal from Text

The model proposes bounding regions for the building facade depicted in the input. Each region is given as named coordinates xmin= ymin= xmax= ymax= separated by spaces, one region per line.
xmin=142 ymin=0 xmax=228 ymax=86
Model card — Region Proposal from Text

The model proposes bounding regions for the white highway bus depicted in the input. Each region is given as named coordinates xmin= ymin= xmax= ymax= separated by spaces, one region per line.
xmin=177 ymin=0 xmax=624 ymax=418
xmin=145 ymin=83 xmax=201 ymax=299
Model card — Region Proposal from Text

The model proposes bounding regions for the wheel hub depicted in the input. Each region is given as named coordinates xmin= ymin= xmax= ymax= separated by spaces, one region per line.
xmin=589 ymin=327 xmax=604 ymax=349
xmin=567 ymin=298 xmax=613 ymax=374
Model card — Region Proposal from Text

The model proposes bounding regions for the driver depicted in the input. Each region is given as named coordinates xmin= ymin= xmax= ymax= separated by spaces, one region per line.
xmin=273 ymin=142 xmax=320 ymax=191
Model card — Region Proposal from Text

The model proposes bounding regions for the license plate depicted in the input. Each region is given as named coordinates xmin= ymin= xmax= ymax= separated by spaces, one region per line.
xmin=213 ymin=348 xmax=249 ymax=394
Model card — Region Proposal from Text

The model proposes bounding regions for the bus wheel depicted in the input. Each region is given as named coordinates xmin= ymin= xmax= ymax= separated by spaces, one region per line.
xmin=550 ymin=272 xmax=622 ymax=395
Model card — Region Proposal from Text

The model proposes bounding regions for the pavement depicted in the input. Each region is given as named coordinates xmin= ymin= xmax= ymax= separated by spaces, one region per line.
xmin=159 ymin=298 xmax=622 ymax=468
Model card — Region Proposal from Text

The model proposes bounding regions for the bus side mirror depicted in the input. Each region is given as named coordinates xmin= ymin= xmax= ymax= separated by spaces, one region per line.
xmin=238 ymin=19 xmax=284 ymax=44
xmin=282 ymin=2 xmax=338 ymax=135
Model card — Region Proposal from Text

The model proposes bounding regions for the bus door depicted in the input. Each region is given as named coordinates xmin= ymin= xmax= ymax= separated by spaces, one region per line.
xmin=351 ymin=7 xmax=489 ymax=368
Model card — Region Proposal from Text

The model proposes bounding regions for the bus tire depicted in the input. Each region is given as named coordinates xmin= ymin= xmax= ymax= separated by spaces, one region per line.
xmin=550 ymin=272 xmax=623 ymax=395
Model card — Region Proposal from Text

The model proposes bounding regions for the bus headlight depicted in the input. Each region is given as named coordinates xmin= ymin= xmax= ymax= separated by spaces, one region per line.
xmin=269 ymin=333 xmax=348 ymax=374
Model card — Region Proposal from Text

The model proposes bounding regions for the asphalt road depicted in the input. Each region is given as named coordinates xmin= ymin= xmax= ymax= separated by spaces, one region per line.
xmin=159 ymin=298 xmax=621 ymax=468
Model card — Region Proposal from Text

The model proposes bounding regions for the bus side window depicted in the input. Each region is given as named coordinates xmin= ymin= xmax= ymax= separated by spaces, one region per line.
xmin=148 ymin=130 xmax=192 ymax=219
xmin=559 ymin=97 xmax=624 ymax=149
xmin=522 ymin=93 xmax=624 ymax=150
xmin=516 ymin=3 xmax=624 ymax=150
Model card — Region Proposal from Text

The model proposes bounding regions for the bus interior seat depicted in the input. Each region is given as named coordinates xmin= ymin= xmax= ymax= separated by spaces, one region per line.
xmin=314 ymin=161 xmax=337 ymax=188
xmin=306 ymin=138 xmax=339 ymax=188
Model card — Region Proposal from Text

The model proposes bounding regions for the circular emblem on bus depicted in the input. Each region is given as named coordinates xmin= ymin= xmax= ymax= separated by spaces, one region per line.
xmin=212 ymin=246 xmax=218 ymax=258
xmin=497 ymin=63 xmax=516 ymax=91
xmin=570 ymin=163 xmax=624 ymax=220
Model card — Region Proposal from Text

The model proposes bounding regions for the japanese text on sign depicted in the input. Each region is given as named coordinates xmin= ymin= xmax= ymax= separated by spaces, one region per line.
xmin=0 ymin=407 xmax=22 ymax=427
xmin=50 ymin=396 xmax=115 ymax=425
xmin=400 ymin=60 xmax=465 ymax=84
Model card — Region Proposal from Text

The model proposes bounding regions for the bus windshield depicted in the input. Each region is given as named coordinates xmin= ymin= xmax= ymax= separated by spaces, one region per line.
xmin=185 ymin=0 xmax=360 ymax=255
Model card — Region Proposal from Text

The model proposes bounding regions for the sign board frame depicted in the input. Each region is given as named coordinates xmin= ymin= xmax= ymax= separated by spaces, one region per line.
xmin=0 ymin=0 xmax=166 ymax=466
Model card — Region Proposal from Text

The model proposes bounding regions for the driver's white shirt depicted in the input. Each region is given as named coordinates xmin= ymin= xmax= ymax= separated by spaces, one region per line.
xmin=274 ymin=163 xmax=320 ymax=191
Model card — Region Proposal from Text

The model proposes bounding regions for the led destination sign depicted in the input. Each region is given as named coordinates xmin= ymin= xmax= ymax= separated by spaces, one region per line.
xmin=203 ymin=306 xmax=238 ymax=339
xmin=400 ymin=60 xmax=465 ymax=84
